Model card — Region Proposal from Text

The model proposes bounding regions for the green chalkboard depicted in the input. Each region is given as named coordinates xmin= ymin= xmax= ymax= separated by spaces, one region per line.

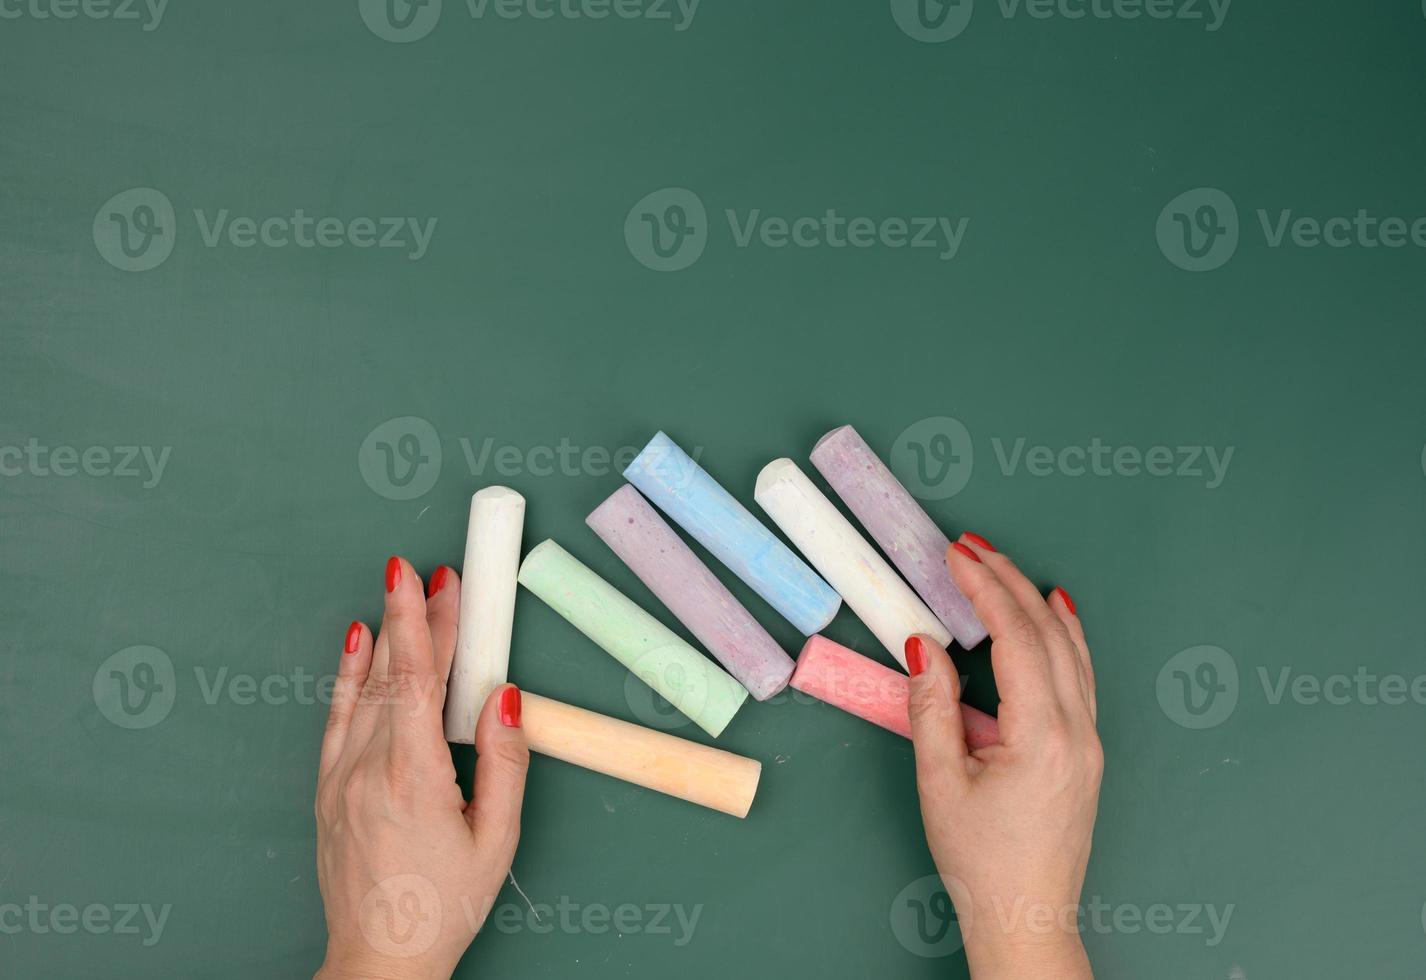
xmin=3 ymin=1 xmax=1425 ymax=977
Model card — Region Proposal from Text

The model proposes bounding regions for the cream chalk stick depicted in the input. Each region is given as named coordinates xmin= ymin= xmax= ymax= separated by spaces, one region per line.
xmin=444 ymin=487 xmax=525 ymax=744
xmin=754 ymin=459 xmax=951 ymax=667
xmin=517 ymin=540 xmax=749 ymax=738
xmin=523 ymin=693 xmax=761 ymax=818
xmin=789 ymin=635 xmax=999 ymax=749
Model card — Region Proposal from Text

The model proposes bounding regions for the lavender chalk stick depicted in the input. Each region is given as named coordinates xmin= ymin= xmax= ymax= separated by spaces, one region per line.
xmin=623 ymin=431 xmax=841 ymax=635
xmin=588 ymin=485 xmax=795 ymax=701
xmin=811 ymin=425 xmax=987 ymax=648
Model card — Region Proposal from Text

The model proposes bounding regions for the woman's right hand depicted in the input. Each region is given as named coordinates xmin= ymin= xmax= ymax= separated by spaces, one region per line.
xmin=907 ymin=533 xmax=1102 ymax=979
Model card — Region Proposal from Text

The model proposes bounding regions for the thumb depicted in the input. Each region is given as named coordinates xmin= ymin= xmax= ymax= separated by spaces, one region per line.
xmin=466 ymin=684 xmax=529 ymax=869
xmin=905 ymin=635 xmax=970 ymax=788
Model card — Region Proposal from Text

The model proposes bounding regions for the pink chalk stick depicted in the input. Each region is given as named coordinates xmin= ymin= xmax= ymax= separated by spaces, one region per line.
xmin=587 ymin=484 xmax=795 ymax=700
xmin=789 ymin=635 xmax=998 ymax=750
xmin=810 ymin=425 xmax=988 ymax=649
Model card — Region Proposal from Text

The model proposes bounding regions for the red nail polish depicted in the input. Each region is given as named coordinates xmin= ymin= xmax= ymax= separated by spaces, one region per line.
xmin=1053 ymin=586 xmax=1077 ymax=616
xmin=963 ymin=532 xmax=996 ymax=553
xmin=498 ymin=686 xmax=522 ymax=728
xmin=905 ymin=636 xmax=928 ymax=677
xmin=428 ymin=566 xmax=449 ymax=598
xmin=385 ymin=556 xmax=402 ymax=593
xmin=952 ymin=541 xmax=982 ymax=564
xmin=344 ymin=621 xmax=362 ymax=654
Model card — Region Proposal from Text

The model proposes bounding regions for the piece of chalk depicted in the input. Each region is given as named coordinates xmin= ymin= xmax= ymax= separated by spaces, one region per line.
xmin=789 ymin=635 xmax=998 ymax=750
xmin=811 ymin=425 xmax=987 ymax=648
xmin=523 ymin=692 xmax=761 ymax=818
xmin=444 ymin=486 xmax=525 ymax=744
xmin=517 ymin=540 xmax=749 ymax=738
xmin=587 ymin=485 xmax=795 ymax=701
xmin=754 ymin=458 xmax=951 ymax=667
xmin=623 ymin=431 xmax=841 ymax=635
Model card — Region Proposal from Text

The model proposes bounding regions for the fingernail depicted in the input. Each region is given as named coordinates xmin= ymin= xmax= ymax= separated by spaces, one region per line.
xmin=952 ymin=541 xmax=982 ymax=564
xmin=499 ymin=686 xmax=522 ymax=728
xmin=962 ymin=532 xmax=996 ymax=553
xmin=427 ymin=565 xmax=450 ymax=598
xmin=1053 ymin=586 xmax=1077 ymax=616
xmin=344 ymin=621 xmax=362 ymax=654
xmin=905 ymin=636 xmax=928 ymax=677
xmin=385 ymin=556 xmax=402 ymax=593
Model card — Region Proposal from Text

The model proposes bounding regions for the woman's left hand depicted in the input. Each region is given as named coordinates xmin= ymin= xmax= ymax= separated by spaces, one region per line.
xmin=314 ymin=557 xmax=529 ymax=980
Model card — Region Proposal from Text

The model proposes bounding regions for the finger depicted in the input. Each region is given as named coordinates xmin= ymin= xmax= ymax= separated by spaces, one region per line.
xmin=319 ymin=620 xmax=372 ymax=781
xmin=376 ymin=556 xmax=444 ymax=761
xmin=425 ymin=565 xmax=460 ymax=684
xmin=946 ymin=538 xmax=1059 ymax=743
xmin=961 ymin=533 xmax=1088 ymax=721
xmin=1049 ymin=586 xmax=1095 ymax=722
xmin=466 ymin=684 xmax=529 ymax=875
xmin=905 ymin=635 xmax=971 ymax=787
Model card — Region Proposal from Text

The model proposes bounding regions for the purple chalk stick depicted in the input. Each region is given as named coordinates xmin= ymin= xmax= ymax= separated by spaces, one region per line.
xmin=588 ymin=484 xmax=795 ymax=700
xmin=810 ymin=425 xmax=988 ymax=648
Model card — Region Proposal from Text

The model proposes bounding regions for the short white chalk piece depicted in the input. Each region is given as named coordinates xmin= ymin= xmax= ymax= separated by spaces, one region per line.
xmin=443 ymin=486 xmax=526 ymax=744
xmin=754 ymin=459 xmax=951 ymax=667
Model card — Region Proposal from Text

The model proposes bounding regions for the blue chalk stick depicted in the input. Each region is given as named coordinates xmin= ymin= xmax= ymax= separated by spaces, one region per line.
xmin=623 ymin=432 xmax=841 ymax=635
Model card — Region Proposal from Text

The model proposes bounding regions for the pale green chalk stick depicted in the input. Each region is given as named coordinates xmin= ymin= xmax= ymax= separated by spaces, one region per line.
xmin=517 ymin=540 xmax=749 ymax=738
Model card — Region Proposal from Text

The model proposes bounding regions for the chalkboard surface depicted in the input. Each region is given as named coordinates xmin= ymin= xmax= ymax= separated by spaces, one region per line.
xmin=4 ymin=2 xmax=1425 ymax=978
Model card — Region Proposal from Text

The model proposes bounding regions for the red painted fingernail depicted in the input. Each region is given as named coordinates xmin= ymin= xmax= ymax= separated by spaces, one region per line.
xmin=962 ymin=532 xmax=996 ymax=553
xmin=344 ymin=621 xmax=362 ymax=654
xmin=952 ymin=541 xmax=982 ymax=564
xmin=1053 ymin=586 xmax=1077 ymax=616
xmin=385 ymin=556 xmax=402 ymax=593
xmin=498 ymin=686 xmax=522 ymax=728
xmin=427 ymin=565 xmax=450 ymax=598
xmin=905 ymin=636 xmax=928 ymax=677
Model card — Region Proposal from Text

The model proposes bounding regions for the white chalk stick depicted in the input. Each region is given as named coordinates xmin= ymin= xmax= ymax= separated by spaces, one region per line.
xmin=754 ymin=459 xmax=951 ymax=667
xmin=444 ymin=486 xmax=526 ymax=744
